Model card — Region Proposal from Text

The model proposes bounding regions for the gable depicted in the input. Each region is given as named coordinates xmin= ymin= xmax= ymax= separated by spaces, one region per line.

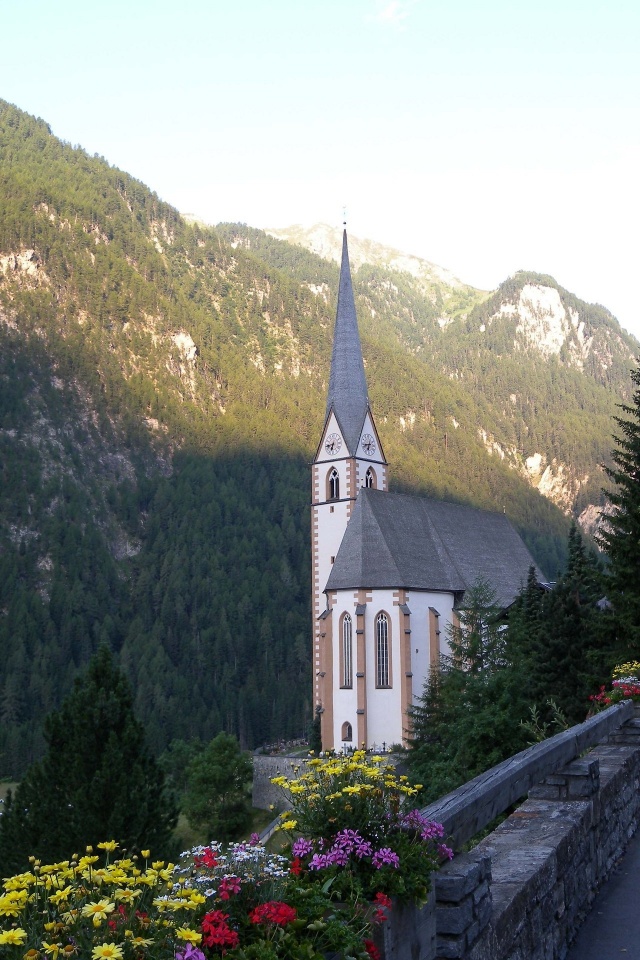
xmin=315 ymin=410 xmax=349 ymax=461
xmin=355 ymin=410 xmax=387 ymax=463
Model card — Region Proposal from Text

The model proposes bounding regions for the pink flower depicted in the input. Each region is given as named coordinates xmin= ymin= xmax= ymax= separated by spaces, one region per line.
xmin=372 ymin=848 xmax=400 ymax=869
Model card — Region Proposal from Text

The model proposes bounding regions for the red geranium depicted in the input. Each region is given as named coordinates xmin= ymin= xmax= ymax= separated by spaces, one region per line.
xmin=249 ymin=900 xmax=297 ymax=927
xmin=195 ymin=846 xmax=218 ymax=869
xmin=201 ymin=909 xmax=240 ymax=950
xmin=290 ymin=857 xmax=303 ymax=876
xmin=364 ymin=939 xmax=382 ymax=960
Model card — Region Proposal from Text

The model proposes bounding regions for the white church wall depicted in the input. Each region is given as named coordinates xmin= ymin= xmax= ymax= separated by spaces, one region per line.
xmin=328 ymin=589 xmax=459 ymax=750
xmin=364 ymin=590 xmax=405 ymax=749
xmin=403 ymin=589 xmax=456 ymax=703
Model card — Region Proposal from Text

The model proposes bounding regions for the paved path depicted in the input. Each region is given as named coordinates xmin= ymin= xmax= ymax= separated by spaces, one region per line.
xmin=567 ymin=827 xmax=640 ymax=959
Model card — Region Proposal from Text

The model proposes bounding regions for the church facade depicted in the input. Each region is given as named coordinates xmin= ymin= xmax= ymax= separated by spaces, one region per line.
xmin=312 ymin=230 xmax=543 ymax=751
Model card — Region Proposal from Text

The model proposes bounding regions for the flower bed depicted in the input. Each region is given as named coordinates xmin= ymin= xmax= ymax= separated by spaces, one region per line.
xmin=0 ymin=752 xmax=451 ymax=959
xmin=0 ymin=839 xmax=379 ymax=959
xmin=272 ymin=750 xmax=452 ymax=905
xmin=590 ymin=661 xmax=640 ymax=710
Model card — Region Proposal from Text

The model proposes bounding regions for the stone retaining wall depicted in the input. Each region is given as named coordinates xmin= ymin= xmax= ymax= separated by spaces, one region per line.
xmin=432 ymin=718 xmax=640 ymax=960
xmin=251 ymin=707 xmax=640 ymax=960
xmin=251 ymin=755 xmax=300 ymax=811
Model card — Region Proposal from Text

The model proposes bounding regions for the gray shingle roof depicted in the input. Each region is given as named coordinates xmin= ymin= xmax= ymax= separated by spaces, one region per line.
xmin=325 ymin=230 xmax=369 ymax=454
xmin=325 ymin=488 xmax=544 ymax=607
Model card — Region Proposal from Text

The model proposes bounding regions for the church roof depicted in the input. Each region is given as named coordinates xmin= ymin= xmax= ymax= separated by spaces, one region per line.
xmin=325 ymin=230 xmax=369 ymax=454
xmin=325 ymin=488 xmax=544 ymax=608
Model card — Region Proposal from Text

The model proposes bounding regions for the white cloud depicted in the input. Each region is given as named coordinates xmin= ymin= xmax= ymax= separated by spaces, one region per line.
xmin=370 ymin=1 xmax=411 ymax=26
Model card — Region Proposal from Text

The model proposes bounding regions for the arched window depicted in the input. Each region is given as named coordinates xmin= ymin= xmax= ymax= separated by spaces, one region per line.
xmin=341 ymin=721 xmax=353 ymax=742
xmin=328 ymin=468 xmax=340 ymax=500
xmin=342 ymin=614 xmax=353 ymax=688
xmin=365 ymin=467 xmax=376 ymax=489
xmin=376 ymin=612 xmax=390 ymax=687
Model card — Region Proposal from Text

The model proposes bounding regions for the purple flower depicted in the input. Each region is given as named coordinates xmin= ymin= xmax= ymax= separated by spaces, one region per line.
xmin=355 ymin=839 xmax=373 ymax=859
xmin=401 ymin=809 xmax=429 ymax=830
xmin=438 ymin=843 xmax=454 ymax=861
xmin=372 ymin=847 xmax=400 ymax=869
xmin=292 ymin=837 xmax=314 ymax=858
xmin=334 ymin=829 xmax=362 ymax=851
xmin=420 ymin=822 xmax=445 ymax=841
xmin=175 ymin=946 xmax=206 ymax=960
xmin=309 ymin=853 xmax=331 ymax=870
xmin=326 ymin=846 xmax=350 ymax=867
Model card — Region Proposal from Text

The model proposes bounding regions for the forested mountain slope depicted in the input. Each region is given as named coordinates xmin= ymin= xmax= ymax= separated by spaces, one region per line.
xmin=0 ymin=100 xmax=634 ymax=775
xmin=270 ymin=224 xmax=638 ymax=532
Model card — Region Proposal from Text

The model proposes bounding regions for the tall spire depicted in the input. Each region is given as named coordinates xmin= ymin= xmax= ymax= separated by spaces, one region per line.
xmin=325 ymin=229 xmax=369 ymax=455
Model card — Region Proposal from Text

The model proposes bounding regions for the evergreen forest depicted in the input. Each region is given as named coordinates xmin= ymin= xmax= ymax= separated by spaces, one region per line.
xmin=0 ymin=99 xmax=638 ymax=777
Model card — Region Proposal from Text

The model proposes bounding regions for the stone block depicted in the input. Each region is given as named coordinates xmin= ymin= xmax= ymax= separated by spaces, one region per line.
xmin=375 ymin=891 xmax=436 ymax=960
xmin=567 ymin=777 xmax=598 ymax=799
xmin=475 ymin=895 xmax=492 ymax=930
xmin=435 ymin=855 xmax=488 ymax=903
xmin=436 ymin=899 xmax=473 ymax=935
xmin=553 ymin=879 xmax=566 ymax=918
xmin=472 ymin=879 xmax=489 ymax=906
xmin=435 ymin=934 xmax=465 ymax=959
xmin=528 ymin=784 xmax=561 ymax=800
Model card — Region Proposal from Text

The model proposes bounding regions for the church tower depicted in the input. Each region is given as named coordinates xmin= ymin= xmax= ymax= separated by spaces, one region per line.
xmin=312 ymin=229 xmax=387 ymax=745
xmin=310 ymin=227 xmax=544 ymax=752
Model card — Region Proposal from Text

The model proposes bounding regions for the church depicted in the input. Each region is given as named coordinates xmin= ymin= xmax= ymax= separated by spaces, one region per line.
xmin=312 ymin=229 xmax=543 ymax=752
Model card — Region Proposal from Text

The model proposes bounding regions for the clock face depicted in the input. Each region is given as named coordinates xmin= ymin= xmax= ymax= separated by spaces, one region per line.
xmin=325 ymin=433 xmax=342 ymax=455
xmin=362 ymin=434 xmax=376 ymax=456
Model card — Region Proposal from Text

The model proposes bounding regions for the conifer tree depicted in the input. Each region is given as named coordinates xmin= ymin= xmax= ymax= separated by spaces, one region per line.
xmin=510 ymin=528 xmax=610 ymax=725
xmin=0 ymin=646 xmax=177 ymax=874
xmin=599 ymin=362 xmax=640 ymax=652
xmin=408 ymin=579 xmax=530 ymax=802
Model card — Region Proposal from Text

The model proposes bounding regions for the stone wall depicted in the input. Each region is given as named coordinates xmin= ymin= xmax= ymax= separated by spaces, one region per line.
xmin=432 ymin=718 xmax=640 ymax=960
xmin=252 ymin=755 xmax=301 ymax=811
xmin=251 ymin=708 xmax=640 ymax=960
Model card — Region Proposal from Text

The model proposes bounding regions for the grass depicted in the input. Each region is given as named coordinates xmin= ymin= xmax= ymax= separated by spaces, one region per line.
xmin=172 ymin=807 xmax=281 ymax=853
xmin=0 ymin=781 xmax=18 ymax=802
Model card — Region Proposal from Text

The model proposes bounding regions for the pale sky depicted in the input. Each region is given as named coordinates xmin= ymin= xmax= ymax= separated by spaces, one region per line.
xmin=2 ymin=0 xmax=639 ymax=339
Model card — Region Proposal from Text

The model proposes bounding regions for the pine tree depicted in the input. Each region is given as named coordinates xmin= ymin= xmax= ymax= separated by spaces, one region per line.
xmin=0 ymin=646 xmax=177 ymax=874
xmin=408 ymin=580 xmax=530 ymax=802
xmin=519 ymin=527 xmax=610 ymax=724
xmin=599 ymin=362 xmax=640 ymax=652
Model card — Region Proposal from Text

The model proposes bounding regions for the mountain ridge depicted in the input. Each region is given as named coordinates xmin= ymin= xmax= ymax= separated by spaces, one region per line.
xmin=0 ymin=97 xmax=634 ymax=775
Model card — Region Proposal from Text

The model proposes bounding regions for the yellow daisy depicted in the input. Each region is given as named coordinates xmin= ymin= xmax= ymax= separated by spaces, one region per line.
xmin=96 ymin=841 xmax=119 ymax=852
xmin=114 ymin=888 xmax=141 ymax=903
xmin=42 ymin=942 xmax=63 ymax=957
xmin=92 ymin=944 xmax=123 ymax=960
xmin=175 ymin=927 xmax=203 ymax=944
xmin=0 ymin=928 xmax=28 ymax=945
xmin=81 ymin=900 xmax=116 ymax=922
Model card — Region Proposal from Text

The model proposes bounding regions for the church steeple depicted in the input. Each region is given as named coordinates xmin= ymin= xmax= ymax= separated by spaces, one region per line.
xmin=325 ymin=230 xmax=369 ymax=455
xmin=312 ymin=224 xmax=388 ymax=746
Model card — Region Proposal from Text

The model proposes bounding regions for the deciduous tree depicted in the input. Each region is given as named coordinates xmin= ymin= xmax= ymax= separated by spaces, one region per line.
xmin=183 ymin=732 xmax=253 ymax=842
